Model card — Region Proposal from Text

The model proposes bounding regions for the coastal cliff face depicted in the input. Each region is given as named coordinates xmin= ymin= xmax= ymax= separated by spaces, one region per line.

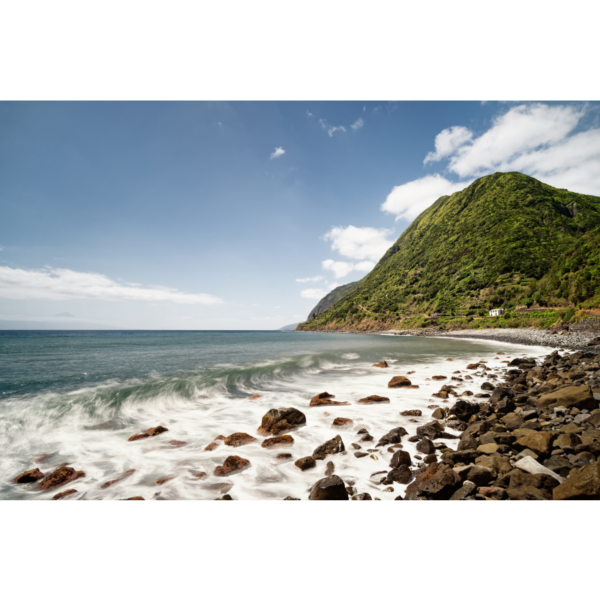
xmin=297 ymin=172 xmax=600 ymax=332
xmin=307 ymin=281 xmax=359 ymax=320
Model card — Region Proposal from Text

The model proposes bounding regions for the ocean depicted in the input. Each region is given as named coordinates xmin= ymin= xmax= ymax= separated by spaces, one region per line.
xmin=0 ymin=330 xmax=550 ymax=500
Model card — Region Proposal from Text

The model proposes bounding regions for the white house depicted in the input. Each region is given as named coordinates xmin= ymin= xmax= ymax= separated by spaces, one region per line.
xmin=489 ymin=308 xmax=505 ymax=317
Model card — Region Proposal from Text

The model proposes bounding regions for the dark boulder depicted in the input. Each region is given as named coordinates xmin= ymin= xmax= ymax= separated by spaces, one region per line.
xmin=313 ymin=435 xmax=345 ymax=460
xmin=454 ymin=464 xmax=496 ymax=486
xmin=261 ymin=435 xmax=294 ymax=448
xmin=214 ymin=456 xmax=251 ymax=476
xmin=383 ymin=465 xmax=412 ymax=485
xmin=358 ymin=395 xmax=390 ymax=404
xmin=390 ymin=450 xmax=412 ymax=468
xmin=498 ymin=469 xmax=559 ymax=500
xmin=377 ymin=427 xmax=408 ymax=446
xmin=416 ymin=438 xmax=435 ymax=455
xmin=450 ymin=481 xmax=477 ymax=500
xmin=257 ymin=407 xmax=306 ymax=436
xmin=37 ymin=466 xmax=85 ymax=491
xmin=441 ymin=450 xmax=480 ymax=465
xmin=388 ymin=376 xmax=412 ymax=388
xmin=401 ymin=409 xmax=422 ymax=416
xmin=309 ymin=475 xmax=349 ymax=500
xmin=224 ymin=432 xmax=257 ymax=447
xmin=404 ymin=463 xmax=461 ymax=500
xmin=13 ymin=468 xmax=45 ymax=484
xmin=373 ymin=361 xmax=389 ymax=368
xmin=449 ymin=400 xmax=479 ymax=422
xmin=295 ymin=456 xmax=316 ymax=471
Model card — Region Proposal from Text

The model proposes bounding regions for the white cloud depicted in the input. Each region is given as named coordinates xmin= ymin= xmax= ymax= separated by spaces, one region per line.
xmin=351 ymin=118 xmax=364 ymax=131
xmin=270 ymin=147 xmax=285 ymax=159
xmin=301 ymin=288 xmax=327 ymax=300
xmin=323 ymin=225 xmax=394 ymax=261
xmin=381 ymin=174 xmax=472 ymax=221
xmin=319 ymin=118 xmax=347 ymax=137
xmin=307 ymin=111 xmax=314 ymax=118
xmin=322 ymin=260 xmax=355 ymax=279
xmin=0 ymin=266 xmax=223 ymax=304
xmin=296 ymin=275 xmax=323 ymax=283
xmin=424 ymin=126 xmax=473 ymax=164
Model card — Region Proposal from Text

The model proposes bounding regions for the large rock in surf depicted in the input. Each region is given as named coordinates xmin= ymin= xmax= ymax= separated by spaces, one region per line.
xmin=310 ymin=392 xmax=349 ymax=407
xmin=295 ymin=456 xmax=316 ymax=471
xmin=53 ymin=489 xmax=78 ymax=500
xmin=261 ymin=435 xmax=294 ymax=448
xmin=13 ymin=468 xmax=45 ymax=484
xmin=223 ymin=432 xmax=257 ymax=447
xmin=357 ymin=395 xmax=390 ymax=405
xmin=332 ymin=417 xmax=353 ymax=428
xmin=37 ymin=466 xmax=85 ymax=491
xmin=388 ymin=376 xmax=412 ymax=388
xmin=312 ymin=435 xmax=345 ymax=460
xmin=257 ymin=407 xmax=306 ymax=436
xmin=128 ymin=425 xmax=168 ymax=442
xmin=309 ymin=475 xmax=349 ymax=500
xmin=373 ymin=361 xmax=389 ymax=368
xmin=376 ymin=427 xmax=408 ymax=446
xmin=389 ymin=450 xmax=412 ymax=468
xmin=214 ymin=455 xmax=251 ymax=476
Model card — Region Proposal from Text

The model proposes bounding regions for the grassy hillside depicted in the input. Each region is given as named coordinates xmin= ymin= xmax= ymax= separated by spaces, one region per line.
xmin=297 ymin=172 xmax=600 ymax=332
xmin=307 ymin=281 xmax=359 ymax=320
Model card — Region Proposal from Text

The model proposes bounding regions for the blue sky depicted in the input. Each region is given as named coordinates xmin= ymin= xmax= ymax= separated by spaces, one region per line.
xmin=1 ymin=101 xmax=599 ymax=329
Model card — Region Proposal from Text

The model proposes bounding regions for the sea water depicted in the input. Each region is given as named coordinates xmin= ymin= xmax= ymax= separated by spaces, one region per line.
xmin=0 ymin=330 xmax=550 ymax=500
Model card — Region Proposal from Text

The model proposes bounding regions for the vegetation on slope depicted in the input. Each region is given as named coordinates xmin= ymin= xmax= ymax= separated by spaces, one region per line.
xmin=306 ymin=281 xmax=359 ymax=320
xmin=297 ymin=172 xmax=600 ymax=332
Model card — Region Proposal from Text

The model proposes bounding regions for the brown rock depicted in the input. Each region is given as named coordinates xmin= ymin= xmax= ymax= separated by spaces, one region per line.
xmin=432 ymin=375 xmax=447 ymax=381
xmin=475 ymin=455 xmax=512 ymax=475
xmin=466 ymin=363 xmax=481 ymax=370
xmin=276 ymin=453 xmax=293 ymax=462
xmin=309 ymin=393 xmax=349 ymax=407
xmin=404 ymin=463 xmax=461 ymax=500
xmin=13 ymin=468 xmax=45 ymax=484
xmin=313 ymin=435 xmax=345 ymax=460
xmin=332 ymin=417 xmax=353 ymax=428
xmin=100 ymin=469 xmax=136 ymax=489
xmin=390 ymin=450 xmax=412 ymax=468
xmin=204 ymin=435 xmax=225 ymax=451
xmin=128 ymin=425 xmax=168 ymax=442
xmin=155 ymin=477 xmax=174 ymax=485
xmin=193 ymin=472 xmax=208 ymax=480
xmin=261 ymin=434 xmax=294 ymax=448
xmin=553 ymin=462 xmax=600 ymax=499
xmin=535 ymin=385 xmax=596 ymax=411
xmin=432 ymin=408 xmax=444 ymax=419
xmin=416 ymin=438 xmax=435 ymax=454
xmin=309 ymin=475 xmax=349 ymax=500
xmin=121 ymin=496 xmax=145 ymax=500
xmin=257 ymin=407 xmax=306 ymax=436
xmin=37 ymin=466 xmax=85 ymax=491
xmin=515 ymin=431 xmax=556 ymax=457
xmin=401 ymin=409 xmax=422 ymax=417
xmin=224 ymin=432 xmax=257 ymax=447
xmin=214 ymin=455 xmax=251 ymax=476
xmin=388 ymin=376 xmax=412 ymax=388
xmin=52 ymin=489 xmax=78 ymax=500
xmin=373 ymin=361 xmax=389 ymax=368
xmin=295 ymin=456 xmax=316 ymax=471
xmin=478 ymin=486 xmax=508 ymax=500
xmin=377 ymin=427 xmax=408 ymax=446
xmin=503 ymin=469 xmax=559 ymax=500
xmin=553 ymin=432 xmax=582 ymax=449
xmin=358 ymin=395 xmax=390 ymax=404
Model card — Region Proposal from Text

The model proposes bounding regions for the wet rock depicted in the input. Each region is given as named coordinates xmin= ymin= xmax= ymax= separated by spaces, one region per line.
xmin=359 ymin=433 xmax=374 ymax=442
xmin=224 ymin=432 xmax=257 ymax=447
xmin=37 ymin=466 xmax=85 ymax=491
xmin=466 ymin=363 xmax=481 ymax=370
xmin=261 ymin=434 xmax=294 ymax=448
xmin=309 ymin=475 xmax=349 ymax=500
xmin=404 ymin=463 xmax=461 ymax=500
xmin=332 ymin=417 xmax=353 ymax=428
xmin=358 ymin=395 xmax=390 ymax=404
xmin=128 ymin=425 xmax=168 ymax=442
xmin=351 ymin=443 xmax=362 ymax=450
xmin=352 ymin=493 xmax=373 ymax=500
xmin=553 ymin=463 xmax=600 ymax=499
xmin=377 ymin=427 xmax=408 ymax=446
xmin=313 ymin=435 xmax=345 ymax=460
xmin=214 ymin=455 xmax=251 ymax=476
xmin=52 ymin=489 xmax=77 ymax=500
xmin=424 ymin=454 xmax=437 ymax=464
xmin=432 ymin=408 xmax=445 ymax=419
xmin=156 ymin=477 xmax=174 ymax=485
xmin=205 ymin=435 xmax=225 ymax=451
xmin=100 ymin=469 xmax=136 ymax=489
xmin=13 ymin=468 xmax=45 ymax=484
xmin=441 ymin=450 xmax=481 ymax=465
xmin=121 ymin=496 xmax=145 ymax=500
xmin=388 ymin=376 xmax=412 ymax=388
xmin=373 ymin=361 xmax=389 ymax=368
xmin=383 ymin=465 xmax=412 ymax=484
xmin=401 ymin=409 xmax=422 ymax=416
xmin=449 ymin=400 xmax=479 ymax=422
xmin=432 ymin=376 xmax=447 ymax=381
xmin=295 ymin=456 xmax=316 ymax=471
xmin=193 ymin=472 xmax=208 ymax=480
xmin=416 ymin=438 xmax=435 ymax=455
xmin=276 ymin=453 xmax=293 ymax=462
xmin=257 ymin=407 xmax=306 ymax=436
xmin=390 ymin=450 xmax=412 ymax=468
xmin=481 ymin=381 xmax=495 ymax=391
xmin=354 ymin=452 xmax=368 ymax=458
xmin=283 ymin=496 xmax=300 ymax=500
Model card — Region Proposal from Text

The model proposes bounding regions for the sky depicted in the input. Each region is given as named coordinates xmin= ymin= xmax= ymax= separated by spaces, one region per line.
xmin=1 ymin=101 xmax=600 ymax=330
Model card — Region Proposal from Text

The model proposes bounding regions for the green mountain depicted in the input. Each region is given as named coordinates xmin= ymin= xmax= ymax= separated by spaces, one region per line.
xmin=297 ymin=172 xmax=600 ymax=331
xmin=307 ymin=281 xmax=359 ymax=320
